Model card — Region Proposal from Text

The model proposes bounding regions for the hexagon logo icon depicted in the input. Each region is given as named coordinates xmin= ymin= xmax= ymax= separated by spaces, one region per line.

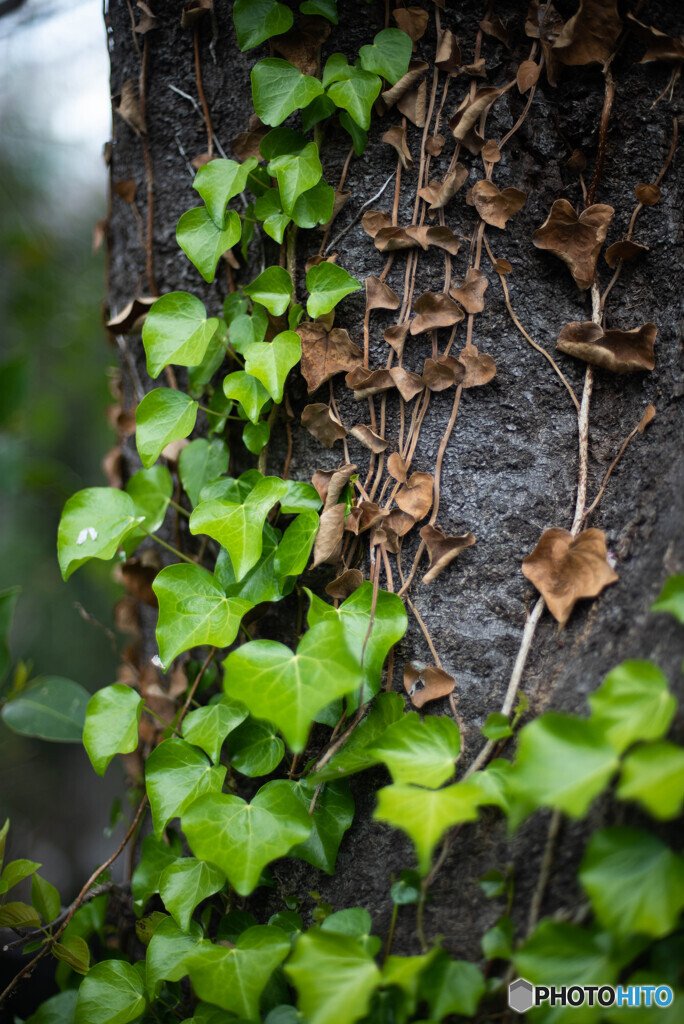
xmin=509 ymin=978 xmax=535 ymax=1014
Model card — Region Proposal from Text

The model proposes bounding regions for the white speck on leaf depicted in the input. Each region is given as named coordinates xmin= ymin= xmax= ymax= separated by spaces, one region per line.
xmin=76 ymin=527 xmax=98 ymax=545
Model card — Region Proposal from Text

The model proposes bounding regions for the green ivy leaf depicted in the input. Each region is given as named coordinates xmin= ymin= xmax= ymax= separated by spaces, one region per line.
xmin=420 ymin=952 xmax=486 ymax=1020
xmin=281 ymin=480 xmax=322 ymax=513
xmin=300 ymin=0 xmax=338 ymax=24
xmin=83 ymin=684 xmax=144 ymax=776
xmin=274 ymin=510 xmax=319 ymax=577
xmin=194 ymin=156 xmax=259 ymax=225
xmin=325 ymin=61 xmax=382 ymax=131
xmin=0 ymin=586 xmax=20 ymax=686
xmin=358 ymin=28 xmax=412 ymax=85
xmin=255 ymin=189 xmax=292 ymax=244
xmin=268 ymin=142 xmax=323 ymax=215
xmin=215 ymin=525 xmax=285 ymax=606
xmin=244 ymin=267 xmax=294 ymax=316
xmin=481 ymin=711 xmax=513 ymax=741
xmin=243 ymin=420 xmax=270 ymax=454
xmin=182 ymin=696 xmax=249 ymax=764
xmin=616 ymin=740 xmax=684 ymax=820
xmin=0 ymin=901 xmax=41 ymax=928
xmin=374 ymin=781 xmax=486 ymax=875
xmin=288 ymin=779 xmax=354 ymax=874
xmin=229 ymin=309 xmax=268 ymax=354
xmin=123 ymin=464 xmax=174 ymax=555
xmin=159 ymin=857 xmax=225 ymax=933
xmin=227 ymin=716 xmax=285 ymax=777
xmin=31 ymin=872 xmax=61 ymax=922
xmin=179 ymin=438 xmax=229 ymax=507
xmin=312 ymin=691 xmax=404 ymax=782
xmin=57 ymin=488 xmax=140 ymax=580
xmin=183 ymin=781 xmax=312 ymax=895
xmin=1 ymin=677 xmax=90 ymax=743
xmin=244 ymin=332 xmax=302 ymax=403
xmin=301 ymin=94 xmax=337 ymax=132
xmin=52 ymin=934 xmax=90 ymax=975
xmin=132 ymin=834 xmax=180 ymax=908
xmin=188 ymin=323 xmax=228 ymax=399
xmin=23 ymin=991 xmax=78 ymax=1024
xmin=177 ymin=208 xmax=242 ymax=283
xmin=514 ymin=919 xmax=620 ymax=998
xmin=223 ymin=620 xmax=362 ymax=752
xmin=234 ymin=0 xmax=293 ymax=51
xmin=135 ymin=388 xmax=198 ymax=469
xmin=292 ymin=181 xmax=336 ymax=229
xmin=306 ymin=263 xmax=362 ymax=319
xmin=252 ymin=59 xmax=325 ymax=126
xmin=285 ymin=928 xmax=382 ymax=1024
xmin=368 ymin=712 xmax=461 ymax=789
xmin=339 ymin=112 xmax=368 ymax=157
xmin=142 ymin=292 xmax=218 ymax=379
xmin=579 ymin=827 xmax=684 ymax=938
xmin=481 ymin=915 xmax=514 ymax=960
xmin=146 ymin=916 xmax=204 ymax=1000
xmin=146 ymin=737 xmax=227 ymax=837
xmin=152 ymin=563 xmax=252 ymax=668
xmin=223 ymin=370 xmax=271 ymax=424
xmin=224 ymin=292 xmax=249 ymax=324
xmin=74 ymin=960 xmax=146 ymax=1024
xmin=652 ymin=573 xmax=684 ymax=623
xmin=588 ymin=660 xmax=676 ymax=754
xmin=187 ymin=926 xmax=291 ymax=1017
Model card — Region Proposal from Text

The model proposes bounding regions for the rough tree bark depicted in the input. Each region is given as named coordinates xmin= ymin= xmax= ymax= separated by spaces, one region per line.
xmin=106 ymin=0 xmax=683 ymax=958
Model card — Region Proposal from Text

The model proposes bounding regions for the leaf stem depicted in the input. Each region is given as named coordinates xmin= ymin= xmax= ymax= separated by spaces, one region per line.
xmin=137 ymin=524 xmax=195 ymax=564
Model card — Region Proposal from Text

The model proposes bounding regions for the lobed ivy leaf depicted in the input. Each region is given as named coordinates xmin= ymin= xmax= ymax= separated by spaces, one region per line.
xmin=244 ymin=267 xmax=294 ymax=316
xmin=123 ymin=464 xmax=173 ymax=555
xmin=177 ymin=208 xmax=242 ymax=283
xmin=616 ymin=740 xmax=684 ymax=820
xmin=514 ymin=920 xmax=620 ymax=1003
xmin=244 ymin=331 xmax=302 ymax=403
xmin=57 ymin=488 xmax=140 ymax=580
xmin=223 ymin=620 xmax=362 ymax=752
xmin=339 ymin=111 xmax=368 ymax=156
xmin=23 ymin=991 xmax=78 ymax=1024
xmin=135 ymin=388 xmax=198 ymax=469
xmin=252 ymin=58 xmax=325 ymax=126
xmin=292 ymin=180 xmax=336 ymax=229
xmin=187 ymin=926 xmax=291 ymax=1017
xmin=142 ymin=292 xmax=218 ymax=379
xmin=194 ymin=156 xmax=258 ymax=225
xmin=234 ymin=0 xmax=293 ymax=51
xmin=179 ymin=438 xmax=229 ymax=507
xmin=159 ymin=857 xmax=225 ymax=933
xmin=420 ymin=952 xmax=486 ymax=1020
xmin=306 ymin=263 xmax=362 ymax=319
xmin=588 ymin=660 xmax=676 ymax=754
xmin=300 ymin=0 xmax=338 ymax=24
xmin=146 ymin=737 xmax=227 ymax=837
xmin=146 ymin=916 xmax=204 ymax=1000
xmin=288 ymin=778 xmax=354 ymax=874
xmin=1 ymin=676 xmax=90 ymax=743
xmin=312 ymin=691 xmax=404 ymax=782
xmin=132 ymin=834 xmax=180 ymax=909
xmin=651 ymin=574 xmax=684 ymax=623
xmin=274 ymin=510 xmax=319 ymax=577
xmin=82 ymin=684 xmax=144 ymax=776
xmin=268 ymin=142 xmax=323 ymax=215
xmin=367 ymin=712 xmax=461 ymax=789
xmin=358 ymin=28 xmax=412 ymax=84
xmin=182 ymin=696 xmax=249 ymax=764
xmin=285 ymin=927 xmax=382 ymax=1024
xmin=182 ymin=781 xmax=312 ymax=895
xmin=229 ymin=306 xmax=268 ymax=353
xmin=243 ymin=420 xmax=270 ymax=454
xmin=215 ymin=525 xmax=286 ymax=606
xmin=280 ymin=479 xmax=322 ymax=513
xmin=301 ymin=93 xmax=337 ymax=132
xmin=227 ymin=716 xmax=285 ymax=777
xmin=152 ymin=563 xmax=252 ymax=668
xmin=224 ymin=292 xmax=249 ymax=324
xmin=74 ymin=960 xmax=146 ymax=1024
xmin=255 ymin=189 xmax=292 ymax=244
xmin=223 ymin=370 xmax=271 ymax=424
xmin=325 ymin=60 xmax=382 ymax=131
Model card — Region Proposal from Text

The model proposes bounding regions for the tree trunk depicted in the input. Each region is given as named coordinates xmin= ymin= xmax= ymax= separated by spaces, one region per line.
xmin=106 ymin=0 xmax=683 ymax=959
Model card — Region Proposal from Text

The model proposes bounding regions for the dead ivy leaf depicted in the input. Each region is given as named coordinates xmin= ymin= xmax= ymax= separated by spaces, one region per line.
xmin=604 ymin=239 xmax=649 ymax=268
xmin=556 ymin=321 xmax=657 ymax=373
xmin=459 ymin=344 xmax=497 ymax=387
xmin=435 ymin=28 xmax=461 ymax=71
xmin=396 ymin=472 xmax=433 ymax=520
xmin=449 ymin=88 xmax=502 ymax=154
xmin=192 ymin=152 xmax=213 ymax=169
xmin=482 ymin=140 xmax=502 ymax=163
xmin=366 ymin=276 xmax=400 ymax=312
xmin=397 ymin=79 xmax=427 ymax=127
xmin=357 ymin=501 xmax=388 ymax=533
xmin=387 ymin=452 xmax=407 ymax=483
xmin=635 ymin=183 xmax=661 ymax=207
xmin=480 ymin=14 xmax=509 ymax=47
xmin=384 ymin=322 xmax=410 ymax=358
xmin=116 ymin=80 xmax=146 ymax=135
xmin=420 ymin=525 xmax=476 ymax=584
xmin=302 ymin=403 xmax=347 ymax=448
xmin=326 ymin=569 xmax=364 ymax=600
xmin=135 ymin=2 xmax=157 ymax=35
xmin=345 ymin=367 xmax=395 ymax=400
xmin=273 ymin=15 xmax=331 ymax=75
xmin=553 ymin=0 xmax=621 ymax=67
xmin=382 ymin=125 xmax=413 ymax=169
xmin=320 ymin=191 xmax=350 ymax=232
xmin=374 ymin=226 xmax=425 ymax=252
xmin=460 ymin=58 xmax=487 ymax=78
xmin=532 ymin=199 xmax=614 ymax=290
xmin=343 ymin=507 xmax=362 ymax=535
xmin=493 ymin=257 xmax=513 ymax=274
xmin=232 ymin=125 xmax=268 ymax=163
xmin=305 ymin=253 xmax=339 ymax=274
xmin=106 ymin=296 xmax=156 ymax=333
xmin=371 ymin=523 xmax=400 ymax=554
xmin=422 ymin=355 xmax=466 ymax=392
xmin=162 ymin=438 xmax=190 ymax=464
xmin=637 ymin=404 xmax=655 ymax=433
xmin=426 ymin=226 xmax=462 ymax=256
xmin=626 ymin=14 xmax=684 ymax=63
xmin=522 ymin=527 xmax=619 ymax=629
xmin=389 ymin=366 xmax=425 ymax=401
xmin=312 ymin=504 xmax=346 ymax=567
xmin=299 ymin=323 xmax=363 ymax=393
xmin=120 ymin=557 xmax=159 ymax=608
xmin=312 ymin=463 xmax=356 ymax=507
xmin=385 ymin=509 xmax=415 ymax=536
xmin=350 ymin=425 xmax=388 ymax=453
xmin=467 ymin=180 xmax=527 ymax=229
xmin=404 ymin=663 xmax=455 ymax=708
xmin=378 ymin=60 xmax=429 ymax=114
xmin=566 ymin=148 xmax=587 ymax=172
xmin=411 ymin=292 xmax=465 ymax=335
xmin=525 ymin=0 xmax=564 ymax=85
xmin=114 ymin=179 xmax=137 ymax=203
xmin=425 ymin=133 xmax=446 ymax=156
xmin=362 ymin=209 xmax=393 ymax=239
xmin=449 ymin=268 xmax=489 ymax=314
xmin=517 ymin=59 xmax=541 ymax=92
xmin=180 ymin=0 xmax=212 ymax=30
xmin=419 ymin=164 xmax=469 ymax=214
xmin=393 ymin=6 xmax=429 ymax=42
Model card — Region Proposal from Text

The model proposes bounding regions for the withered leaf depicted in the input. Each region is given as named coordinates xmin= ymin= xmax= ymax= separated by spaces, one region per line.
xmin=387 ymin=452 xmax=407 ymax=483
xmin=422 ymin=355 xmax=466 ymax=392
xmin=420 ymin=524 xmax=476 ymax=584
xmin=566 ymin=148 xmax=587 ymax=172
xmin=425 ymin=133 xmax=446 ymax=156
xmin=397 ymin=79 xmax=427 ymax=127
xmin=120 ymin=558 xmax=159 ymax=608
xmin=493 ymin=257 xmax=513 ymax=274
xmin=161 ymin=438 xmax=190 ymax=464
xmin=357 ymin=501 xmax=388 ymax=533
xmin=343 ymin=506 xmax=362 ymax=535
xmin=459 ymin=344 xmax=497 ymax=388
xmin=305 ymin=253 xmax=338 ymax=274
xmin=449 ymin=88 xmax=501 ymax=154
xmin=312 ymin=462 xmax=357 ymax=507
xmin=635 ymin=183 xmax=661 ymax=207
xmin=362 ymin=209 xmax=393 ymax=239
xmin=312 ymin=504 xmax=346 ymax=567
xmin=604 ymin=239 xmax=649 ymax=268
xmin=396 ymin=471 xmax=433 ymax=520
xmin=482 ymin=140 xmax=501 ymax=164
xmin=522 ymin=527 xmax=619 ymax=629
xmin=389 ymin=366 xmax=425 ymax=401
xmin=273 ymin=16 xmax=331 ymax=75
xmin=326 ymin=568 xmax=364 ymax=600
xmin=517 ymin=58 xmax=541 ymax=92
xmin=366 ymin=276 xmax=400 ymax=312
xmin=525 ymin=0 xmax=564 ymax=85
xmin=410 ymin=292 xmax=465 ymax=335
xmin=114 ymin=596 xmax=140 ymax=637
xmin=449 ymin=268 xmax=489 ymax=314
xmin=435 ymin=28 xmax=461 ymax=71
xmin=135 ymin=1 xmax=157 ymax=35
xmin=385 ymin=509 xmax=415 ymax=536
xmin=384 ymin=322 xmax=410 ymax=358
xmin=231 ymin=125 xmax=268 ymax=163
xmin=382 ymin=125 xmax=413 ymax=169
xmin=404 ymin=662 xmax=455 ymax=708
xmin=626 ymin=14 xmax=684 ymax=63
xmin=480 ymin=14 xmax=509 ymax=47
xmin=637 ymin=404 xmax=655 ymax=433
xmin=419 ymin=164 xmax=469 ymax=214
xmin=426 ymin=226 xmax=462 ymax=256
xmin=374 ymin=226 xmax=425 ymax=252
xmin=556 ymin=321 xmax=657 ymax=373
xmin=180 ymin=0 xmax=212 ymax=30
xmin=393 ymin=6 xmax=429 ymax=42
xmin=350 ymin=425 xmax=388 ymax=453
xmin=371 ymin=524 xmax=399 ymax=554
xmin=467 ymin=180 xmax=527 ymax=228
xmin=460 ymin=58 xmax=487 ymax=78
xmin=299 ymin=323 xmax=363 ymax=393
xmin=532 ymin=199 xmax=614 ymax=290
xmin=301 ymin=403 xmax=347 ymax=448
xmin=377 ymin=60 xmax=429 ymax=114
xmin=345 ymin=366 xmax=395 ymax=400
xmin=106 ymin=296 xmax=156 ymax=333
xmin=553 ymin=0 xmax=621 ymax=67
xmin=114 ymin=179 xmax=137 ymax=203
xmin=116 ymin=80 xmax=146 ymax=135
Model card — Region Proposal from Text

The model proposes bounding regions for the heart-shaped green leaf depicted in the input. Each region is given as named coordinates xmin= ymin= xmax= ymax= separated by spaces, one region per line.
xmin=651 ymin=573 xmax=684 ymax=623
xmin=301 ymin=0 xmax=338 ymax=24
xmin=285 ymin=928 xmax=381 ymax=1024
xmin=588 ymin=660 xmax=676 ymax=754
xmin=214 ymin=525 xmax=286 ymax=606
xmin=152 ymin=563 xmax=252 ymax=668
xmin=182 ymin=696 xmax=249 ymax=764
xmin=306 ymin=263 xmax=361 ymax=319
xmin=135 ymin=388 xmax=198 ymax=469
xmin=146 ymin=916 xmax=204 ymax=1000
xmin=288 ymin=778 xmax=354 ymax=874
xmin=254 ymin=189 xmax=292 ymax=243
xmin=82 ymin=684 xmax=144 ymax=776
xmin=177 ymin=208 xmax=242 ymax=283
xmin=358 ymin=28 xmax=412 ymax=84
xmin=292 ymin=180 xmax=335 ymax=229
xmin=243 ymin=420 xmax=270 ymax=454
xmin=617 ymin=740 xmax=684 ymax=820
xmin=188 ymin=319 xmax=228 ymax=399
xmin=142 ymin=292 xmax=218 ymax=378
xmin=339 ymin=111 xmax=368 ymax=156
xmin=123 ymin=464 xmax=174 ymax=555
xmin=368 ymin=712 xmax=461 ymax=789
xmin=243 ymin=267 xmax=294 ymax=316
xmin=514 ymin=919 xmax=620 ymax=994
xmin=187 ymin=926 xmax=291 ymax=1016
xmin=194 ymin=156 xmax=259 ymax=225
xmin=182 ymin=781 xmax=312 ymax=894
xmin=58 ymin=488 xmax=140 ymax=580
xmin=1 ymin=676 xmax=90 ymax=743
xmin=420 ymin=953 xmax=486 ymax=1021
xmin=234 ymin=0 xmax=293 ymax=51
xmin=244 ymin=331 xmax=302 ymax=403
xmin=74 ymin=959 xmax=146 ymax=1024
xmin=267 ymin=142 xmax=322 ymax=215
xmin=146 ymin=737 xmax=227 ymax=837
xmin=252 ymin=58 xmax=325 ymax=126
xmin=229 ymin=308 xmax=268 ymax=353
xmin=274 ymin=510 xmax=319 ymax=577
xmin=280 ymin=479 xmax=323 ymax=513
xmin=179 ymin=438 xmax=229 ymax=507
xmin=313 ymin=691 xmax=404 ymax=783
xmin=227 ymin=716 xmax=285 ymax=777
xmin=325 ymin=60 xmax=382 ymax=130
xmin=159 ymin=857 xmax=226 ymax=932
xmin=223 ymin=370 xmax=271 ymax=424
xmin=132 ymin=834 xmax=180 ymax=908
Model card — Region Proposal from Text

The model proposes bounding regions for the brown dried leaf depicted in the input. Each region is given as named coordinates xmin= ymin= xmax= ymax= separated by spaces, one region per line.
xmin=350 ymin=425 xmax=388 ymax=453
xmin=357 ymin=501 xmax=388 ymax=533
xmin=396 ymin=472 xmax=433 ymax=520
xmin=114 ymin=179 xmax=137 ymax=203
xmin=93 ymin=218 xmax=107 ymax=254
xmin=480 ymin=14 xmax=509 ymax=47
xmin=366 ymin=276 xmax=400 ymax=312
xmin=273 ymin=15 xmax=331 ymax=75
xmin=425 ymin=226 xmax=462 ymax=256
xmin=532 ymin=199 xmax=614 ymax=290
xmin=637 ymin=404 xmax=655 ymax=433
xmin=493 ymin=257 xmax=513 ymax=274
xmin=635 ymin=183 xmax=661 ymax=207
xmin=420 ymin=524 xmax=476 ymax=584
xmin=312 ymin=463 xmax=356 ymax=507
xmin=627 ymin=14 xmax=684 ymax=63
xmin=425 ymin=133 xmax=446 ymax=156
xmin=120 ymin=558 xmax=159 ymax=608
xmin=161 ymin=438 xmax=190 ymax=464
xmin=302 ymin=403 xmax=347 ymax=448
xmin=343 ymin=507 xmax=363 ymax=535
xmin=422 ymin=355 xmax=466 ymax=392
xmin=387 ymin=452 xmax=407 ymax=483
xmin=312 ymin=504 xmax=346 ymax=567
xmin=419 ymin=164 xmax=469 ymax=214
xmin=299 ymin=323 xmax=363 ymax=393
xmin=389 ymin=366 xmax=425 ymax=401
xmin=305 ymin=253 xmax=338 ymax=274
xmin=566 ymin=148 xmax=587 ymax=172
xmin=410 ymin=292 xmax=465 ymax=334
xmin=553 ymin=0 xmax=621 ymax=67
xmin=384 ymin=322 xmax=411 ymax=358
xmin=106 ymin=296 xmax=156 ymax=333
xmin=135 ymin=2 xmax=158 ymax=34
xmin=397 ymin=79 xmax=427 ymax=127
xmin=435 ymin=28 xmax=461 ymax=71
xmin=192 ymin=152 xmax=213 ymax=169
xmin=374 ymin=226 xmax=425 ymax=252
xmin=404 ymin=662 xmax=455 ymax=708
xmin=378 ymin=60 xmax=429 ymax=114
xmin=517 ymin=59 xmax=541 ymax=92
xmin=231 ymin=126 xmax=268 ymax=163
xmin=180 ymin=0 xmax=211 ymax=28
xmin=449 ymin=88 xmax=501 ymax=154
xmin=345 ymin=367 xmax=396 ymax=400
xmin=604 ymin=239 xmax=649 ymax=268
xmin=460 ymin=58 xmax=487 ymax=78
xmin=385 ymin=509 xmax=415 ymax=536
xmin=393 ymin=6 xmax=429 ymax=42
xmin=482 ymin=140 xmax=502 ymax=163
xmin=467 ymin=180 xmax=527 ymax=228
xmin=525 ymin=1 xmax=564 ymax=85
xmin=382 ymin=125 xmax=413 ymax=169
xmin=116 ymin=80 xmax=146 ymax=135
xmin=459 ymin=344 xmax=497 ymax=388
xmin=326 ymin=568 xmax=364 ymax=600
xmin=522 ymin=527 xmax=619 ymax=629
xmin=449 ymin=268 xmax=489 ymax=314
xmin=362 ymin=209 xmax=393 ymax=239
xmin=556 ymin=321 xmax=657 ymax=373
